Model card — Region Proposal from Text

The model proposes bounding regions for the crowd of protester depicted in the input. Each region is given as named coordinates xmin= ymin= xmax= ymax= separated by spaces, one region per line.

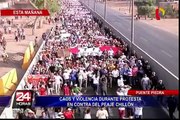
xmin=14 ymin=0 xmax=178 ymax=119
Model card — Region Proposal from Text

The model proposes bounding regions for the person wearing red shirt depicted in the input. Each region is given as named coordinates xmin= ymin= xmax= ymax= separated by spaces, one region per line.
xmin=39 ymin=85 xmax=47 ymax=96
xmin=132 ymin=65 xmax=139 ymax=86
xmin=63 ymin=108 xmax=74 ymax=119
xmin=63 ymin=83 xmax=71 ymax=96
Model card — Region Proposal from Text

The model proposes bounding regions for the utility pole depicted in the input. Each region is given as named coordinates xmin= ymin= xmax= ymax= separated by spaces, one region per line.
xmin=94 ymin=0 xmax=96 ymax=11
xmin=129 ymin=0 xmax=131 ymax=14
xmin=88 ymin=0 xmax=89 ymax=6
xmin=103 ymin=0 xmax=107 ymax=19
xmin=130 ymin=0 xmax=134 ymax=56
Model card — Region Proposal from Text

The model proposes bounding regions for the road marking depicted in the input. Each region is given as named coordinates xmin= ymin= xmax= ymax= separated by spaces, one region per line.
xmin=140 ymin=37 xmax=148 ymax=42
xmin=127 ymin=28 xmax=131 ymax=31
xmin=84 ymin=3 xmax=179 ymax=80
xmin=161 ymin=50 xmax=173 ymax=58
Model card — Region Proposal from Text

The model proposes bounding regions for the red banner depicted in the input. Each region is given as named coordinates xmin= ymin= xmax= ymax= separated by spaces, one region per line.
xmin=27 ymin=75 xmax=49 ymax=87
xmin=0 ymin=9 xmax=50 ymax=16
xmin=128 ymin=90 xmax=179 ymax=96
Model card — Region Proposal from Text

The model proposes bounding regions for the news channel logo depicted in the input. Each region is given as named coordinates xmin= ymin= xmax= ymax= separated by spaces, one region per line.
xmin=156 ymin=7 xmax=165 ymax=20
xmin=15 ymin=90 xmax=33 ymax=108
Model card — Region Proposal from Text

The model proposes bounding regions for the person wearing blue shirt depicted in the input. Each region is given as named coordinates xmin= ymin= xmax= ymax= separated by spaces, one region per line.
xmin=70 ymin=70 xmax=77 ymax=86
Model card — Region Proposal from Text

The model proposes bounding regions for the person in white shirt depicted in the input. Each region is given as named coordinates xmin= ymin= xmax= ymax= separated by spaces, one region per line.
xmin=54 ymin=73 xmax=63 ymax=94
xmin=116 ymin=85 xmax=131 ymax=119
xmin=141 ymin=74 xmax=151 ymax=90
xmin=134 ymin=106 xmax=143 ymax=119
xmin=112 ymin=68 xmax=119 ymax=86
xmin=96 ymin=106 xmax=109 ymax=119
xmin=108 ymin=48 xmax=114 ymax=58
xmin=84 ymin=107 xmax=91 ymax=119
xmin=63 ymin=70 xmax=70 ymax=85
xmin=92 ymin=71 xmax=100 ymax=95
xmin=117 ymin=75 xmax=124 ymax=87
xmin=78 ymin=70 xmax=84 ymax=89
xmin=121 ymin=53 xmax=126 ymax=60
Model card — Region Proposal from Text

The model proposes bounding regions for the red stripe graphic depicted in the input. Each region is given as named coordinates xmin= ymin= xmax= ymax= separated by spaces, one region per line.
xmin=0 ymin=10 xmax=50 ymax=16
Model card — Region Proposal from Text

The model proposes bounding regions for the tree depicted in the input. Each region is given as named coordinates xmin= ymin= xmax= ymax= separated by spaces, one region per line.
xmin=165 ymin=5 xmax=174 ymax=17
xmin=135 ymin=0 xmax=156 ymax=19
xmin=147 ymin=0 xmax=155 ymax=6
xmin=148 ymin=6 xmax=156 ymax=19
xmin=31 ymin=0 xmax=60 ymax=35
xmin=138 ymin=6 xmax=149 ymax=19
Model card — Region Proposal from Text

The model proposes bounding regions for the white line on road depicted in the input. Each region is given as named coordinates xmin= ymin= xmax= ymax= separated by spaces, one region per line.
xmin=140 ymin=37 xmax=148 ymax=42
xmin=161 ymin=50 xmax=173 ymax=58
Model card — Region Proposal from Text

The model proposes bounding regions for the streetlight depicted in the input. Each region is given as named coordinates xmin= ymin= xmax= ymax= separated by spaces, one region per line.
xmin=103 ymin=0 xmax=107 ymax=19
xmin=130 ymin=0 xmax=134 ymax=56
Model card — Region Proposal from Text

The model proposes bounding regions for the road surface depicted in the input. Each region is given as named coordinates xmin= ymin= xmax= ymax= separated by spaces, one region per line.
xmin=85 ymin=0 xmax=179 ymax=77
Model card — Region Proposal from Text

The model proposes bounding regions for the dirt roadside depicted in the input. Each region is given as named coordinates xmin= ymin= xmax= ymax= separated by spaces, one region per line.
xmin=0 ymin=16 xmax=53 ymax=95
xmin=106 ymin=1 xmax=179 ymax=36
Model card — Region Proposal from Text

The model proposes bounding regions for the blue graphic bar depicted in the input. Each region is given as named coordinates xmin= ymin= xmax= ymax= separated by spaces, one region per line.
xmin=34 ymin=96 xmax=160 ymax=107
xmin=0 ymin=96 xmax=11 ymax=106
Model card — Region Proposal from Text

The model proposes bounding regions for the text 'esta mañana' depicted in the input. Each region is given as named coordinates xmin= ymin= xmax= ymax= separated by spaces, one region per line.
xmin=59 ymin=96 xmax=142 ymax=102
xmin=13 ymin=10 xmax=43 ymax=15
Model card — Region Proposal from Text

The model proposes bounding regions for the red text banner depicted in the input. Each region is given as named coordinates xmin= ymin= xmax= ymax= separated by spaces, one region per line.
xmin=0 ymin=9 xmax=50 ymax=16
xmin=128 ymin=90 xmax=179 ymax=96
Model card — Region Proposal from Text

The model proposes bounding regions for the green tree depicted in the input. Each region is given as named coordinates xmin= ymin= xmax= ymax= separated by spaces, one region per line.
xmin=147 ymin=0 xmax=155 ymax=6
xmin=31 ymin=0 xmax=60 ymax=35
xmin=149 ymin=6 xmax=156 ymax=19
xmin=47 ymin=0 xmax=60 ymax=15
xmin=137 ymin=6 xmax=149 ymax=19
xmin=164 ymin=4 xmax=176 ymax=18
xmin=135 ymin=0 xmax=156 ymax=20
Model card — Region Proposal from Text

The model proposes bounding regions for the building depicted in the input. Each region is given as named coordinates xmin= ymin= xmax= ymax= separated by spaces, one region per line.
xmin=11 ymin=0 xmax=37 ymax=9
xmin=0 ymin=0 xmax=14 ymax=9
xmin=0 ymin=0 xmax=37 ymax=10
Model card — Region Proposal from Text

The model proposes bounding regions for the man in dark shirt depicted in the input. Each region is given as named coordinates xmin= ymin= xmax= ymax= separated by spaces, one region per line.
xmin=150 ymin=72 xmax=159 ymax=90
xmin=166 ymin=96 xmax=177 ymax=119
xmin=156 ymin=80 xmax=166 ymax=104
xmin=100 ymin=75 xmax=108 ymax=96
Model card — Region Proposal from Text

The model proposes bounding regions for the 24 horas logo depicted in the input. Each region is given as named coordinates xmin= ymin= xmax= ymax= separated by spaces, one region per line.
xmin=15 ymin=90 xmax=33 ymax=107
xmin=156 ymin=7 xmax=165 ymax=20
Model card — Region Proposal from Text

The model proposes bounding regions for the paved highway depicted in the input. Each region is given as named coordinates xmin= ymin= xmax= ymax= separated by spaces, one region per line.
xmin=85 ymin=0 xmax=179 ymax=77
